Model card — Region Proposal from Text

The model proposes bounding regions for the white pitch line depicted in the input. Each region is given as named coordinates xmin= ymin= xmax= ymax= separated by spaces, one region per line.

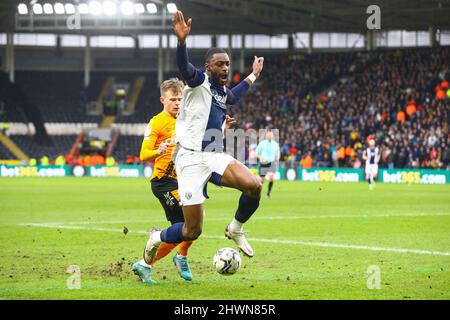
xmin=36 ymin=219 xmax=168 ymax=225
xmin=20 ymin=222 xmax=450 ymax=257
xmin=23 ymin=212 xmax=450 ymax=226
xmin=19 ymin=223 xmax=148 ymax=233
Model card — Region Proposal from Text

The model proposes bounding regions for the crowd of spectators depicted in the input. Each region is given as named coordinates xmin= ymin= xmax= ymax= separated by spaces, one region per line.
xmin=230 ymin=47 xmax=450 ymax=169
xmin=2 ymin=47 xmax=448 ymax=170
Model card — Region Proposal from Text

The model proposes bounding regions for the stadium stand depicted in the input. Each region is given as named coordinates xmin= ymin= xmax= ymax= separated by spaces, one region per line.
xmin=0 ymin=72 xmax=28 ymax=123
xmin=112 ymin=135 xmax=144 ymax=164
xmin=0 ymin=139 xmax=16 ymax=160
xmin=8 ymin=135 xmax=78 ymax=160
xmin=6 ymin=71 xmax=161 ymax=124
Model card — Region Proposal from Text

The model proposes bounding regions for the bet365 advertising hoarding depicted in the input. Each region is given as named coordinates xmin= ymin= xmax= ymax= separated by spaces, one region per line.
xmin=1 ymin=165 xmax=448 ymax=184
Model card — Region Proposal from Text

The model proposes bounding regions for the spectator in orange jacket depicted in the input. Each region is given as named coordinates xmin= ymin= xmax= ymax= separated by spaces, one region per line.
xmin=91 ymin=154 xmax=105 ymax=166
xmin=337 ymin=146 xmax=345 ymax=167
xmin=406 ymin=103 xmax=416 ymax=118
xmin=397 ymin=109 xmax=406 ymax=122
xmin=301 ymin=153 xmax=313 ymax=168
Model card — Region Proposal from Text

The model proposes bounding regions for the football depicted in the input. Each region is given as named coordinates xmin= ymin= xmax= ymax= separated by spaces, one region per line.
xmin=213 ymin=247 xmax=242 ymax=275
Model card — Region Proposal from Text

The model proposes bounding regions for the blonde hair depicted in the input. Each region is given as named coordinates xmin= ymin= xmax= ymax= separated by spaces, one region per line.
xmin=160 ymin=78 xmax=184 ymax=97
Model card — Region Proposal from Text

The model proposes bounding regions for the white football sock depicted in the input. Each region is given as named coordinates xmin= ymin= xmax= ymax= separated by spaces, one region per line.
xmin=229 ymin=218 xmax=243 ymax=232
xmin=139 ymin=259 xmax=151 ymax=268
xmin=151 ymin=230 xmax=162 ymax=245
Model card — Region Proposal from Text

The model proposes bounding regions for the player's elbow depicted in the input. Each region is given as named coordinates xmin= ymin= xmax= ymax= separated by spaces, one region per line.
xmin=140 ymin=151 xmax=155 ymax=162
xmin=180 ymin=70 xmax=193 ymax=81
xmin=139 ymin=153 xmax=149 ymax=162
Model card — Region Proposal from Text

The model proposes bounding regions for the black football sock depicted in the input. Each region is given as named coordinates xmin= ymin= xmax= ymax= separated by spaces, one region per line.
xmin=268 ymin=181 xmax=273 ymax=196
xmin=234 ymin=194 xmax=260 ymax=223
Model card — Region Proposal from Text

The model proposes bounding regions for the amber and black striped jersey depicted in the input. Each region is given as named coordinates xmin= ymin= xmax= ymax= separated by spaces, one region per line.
xmin=140 ymin=111 xmax=177 ymax=180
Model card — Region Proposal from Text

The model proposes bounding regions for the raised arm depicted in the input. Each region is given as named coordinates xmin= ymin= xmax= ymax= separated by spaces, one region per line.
xmin=227 ymin=56 xmax=264 ymax=105
xmin=173 ymin=10 xmax=204 ymax=87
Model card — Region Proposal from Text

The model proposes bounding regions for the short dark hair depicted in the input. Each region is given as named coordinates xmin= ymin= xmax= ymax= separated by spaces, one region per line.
xmin=205 ymin=47 xmax=228 ymax=62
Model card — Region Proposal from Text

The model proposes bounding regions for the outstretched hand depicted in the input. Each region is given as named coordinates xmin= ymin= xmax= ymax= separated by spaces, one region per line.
xmin=252 ymin=56 xmax=264 ymax=78
xmin=157 ymin=142 xmax=168 ymax=155
xmin=172 ymin=10 xmax=192 ymax=44
xmin=225 ymin=115 xmax=237 ymax=130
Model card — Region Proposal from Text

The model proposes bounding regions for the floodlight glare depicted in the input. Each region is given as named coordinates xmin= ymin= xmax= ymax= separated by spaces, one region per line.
xmin=78 ymin=3 xmax=89 ymax=15
xmin=135 ymin=3 xmax=145 ymax=14
xmin=103 ymin=1 xmax=117 ymax=16
xmin=54 ymin=3 xmax=65 ymax=14
xmin=167 ymin=3 xmax=177 ymax=14
xmin=43 ymin=3 xmax=54 ymax=14
xmin=18 ymin=3 xmax=28 ymax=15
xmin=65 ymin=3 xmax=75 ymax=15
xmin=121 ymin=1 xmax=135 ymax=16
xmin=32 ymin=4 xmax=43 ymax=15
xmin=146 ymin=3 xmax=157 ymax=14
xmin=89 ymin=1 xmax=102 ymax=15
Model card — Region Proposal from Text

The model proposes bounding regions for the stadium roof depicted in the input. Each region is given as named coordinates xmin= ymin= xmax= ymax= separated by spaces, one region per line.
xmin=0 ymin=0 xmax=449 ymax=35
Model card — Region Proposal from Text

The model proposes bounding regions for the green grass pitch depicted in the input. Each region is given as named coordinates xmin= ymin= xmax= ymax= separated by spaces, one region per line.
xmin=0 ymin=177 xmax=449 ymax=300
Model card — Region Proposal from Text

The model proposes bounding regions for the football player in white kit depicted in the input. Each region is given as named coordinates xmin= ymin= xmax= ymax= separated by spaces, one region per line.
xmin=363 ymin=139 xmax=380 ymax=190
xmin=143 ymin=10 xmax=264 ymax=262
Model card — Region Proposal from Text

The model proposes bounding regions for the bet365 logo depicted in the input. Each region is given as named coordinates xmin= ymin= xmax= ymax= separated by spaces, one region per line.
xmin=366 ymin=5 xmax=381 ymax=30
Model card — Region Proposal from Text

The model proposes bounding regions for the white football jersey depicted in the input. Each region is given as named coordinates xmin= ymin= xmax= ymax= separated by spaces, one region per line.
xmin=365 ymin=147 xmax=379 ymax=165
xmin=176 ymin=72 xmax=228 ymax=152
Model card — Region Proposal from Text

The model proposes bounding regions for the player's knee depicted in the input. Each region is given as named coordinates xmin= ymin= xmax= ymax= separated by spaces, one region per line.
xmin=255 ymin=178 xmax=263 ymax=195
xmin=184 ymin=226 xmax=202 ymax=241
xmin=245 ymin=176 xmax=262 ymax=198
